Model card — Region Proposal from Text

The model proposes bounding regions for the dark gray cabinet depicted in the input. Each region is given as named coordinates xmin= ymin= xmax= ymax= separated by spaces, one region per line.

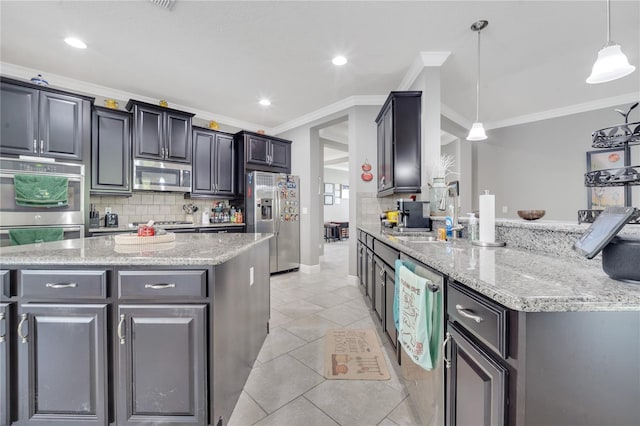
xmin=357 ymin=239 xmax=366 ymax=294
xmin=365 ymin=248 xmax=374 ymax=306
xmin=0 ymin=302 xmax=11 ymax=426
xmin=445 ymin=323 xmax=508 ymax=426
xmin=0 ymin=78 xmax=92 ymax=161
xmin=375 ymin=91 xmax=421 ymax=197
xmin=235 ymin=131 xmax=292 ymax=193
xmin=192 ymin=127 xmax=235 ymax=197
xmin=91 ymin=106 xmax=132 ymax=195
xmin=17 ymin=303 xmax=108 ymax=425
xmin=383 ymin=265 xmax=397 ymax=352
xmin=126 ymin=100 xmax=194 ymax=163
xmin=373 ymin=256 xmax=384 ymax=322
xmin=117 ymin=304 xmax=207 ymax=426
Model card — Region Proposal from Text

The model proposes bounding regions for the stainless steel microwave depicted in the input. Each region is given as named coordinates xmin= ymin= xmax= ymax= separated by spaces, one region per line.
xmin=133 ymin=159 xmax=192 ymax=192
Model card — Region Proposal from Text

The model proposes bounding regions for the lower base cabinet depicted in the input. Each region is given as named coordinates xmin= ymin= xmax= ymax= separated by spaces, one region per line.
xmin=117 ymin=304 xmax=207 ymax=426
xmin=445 ymin=323 xmax=508 ymax=426
xmin=1 ymin=303 xmax=11 ymax=426
xmin=17 ymin=303 xmax=108 ymax=426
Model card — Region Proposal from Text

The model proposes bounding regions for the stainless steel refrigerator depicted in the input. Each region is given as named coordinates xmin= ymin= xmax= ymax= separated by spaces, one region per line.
xmin=246 ymin=171 xmax=300 ymax=273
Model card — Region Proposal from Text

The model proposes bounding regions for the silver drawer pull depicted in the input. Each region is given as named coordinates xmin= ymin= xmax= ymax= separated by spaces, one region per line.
xmin=144 ymin=283 xmax=176 ymax=289
xmin=46 ymin=282 xmax=78 ymax=289
xmin=18 ymin=313 xmax=28 ymax=343
xmin=0 ymin=312 xmax=5 ymax=343
xmin=379 ymin=269 xmax=385 ymax=277
xmin=455 ymin=304 xmax=484 ymax=323
xmin=118 ymin=314 xmax=126 ymax=345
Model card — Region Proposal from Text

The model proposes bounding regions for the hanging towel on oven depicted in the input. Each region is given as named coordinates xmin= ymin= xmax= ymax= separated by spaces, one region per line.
xmin=14 ymin=174 xmax=69 ymax=207
xmin=9 ymin=227 xmax=64 ymax=245
xmin=395 ymin=259 xmax=442 ymax=371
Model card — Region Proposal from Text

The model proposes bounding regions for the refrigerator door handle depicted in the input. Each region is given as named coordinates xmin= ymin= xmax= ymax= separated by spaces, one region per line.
xmin=275 ymin=186 xmax=280 ymax=236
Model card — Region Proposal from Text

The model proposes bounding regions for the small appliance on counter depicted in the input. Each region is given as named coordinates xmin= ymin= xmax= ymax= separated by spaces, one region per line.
xmin=397 ymin=200 xmax=431 ymax=231
xmin=105 ymin=213 xmax=119 ymax=228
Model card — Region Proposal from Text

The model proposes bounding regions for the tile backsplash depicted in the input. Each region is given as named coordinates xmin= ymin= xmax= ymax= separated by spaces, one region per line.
xmin=89 ymin=193 xmax=236 ymax=226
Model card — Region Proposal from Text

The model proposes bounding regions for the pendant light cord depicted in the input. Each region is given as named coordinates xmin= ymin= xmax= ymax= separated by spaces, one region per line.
xmin=606 ymin=0 xmax=611 ymax=43
xmin=476 ymin=28 xmax=481 ymax=122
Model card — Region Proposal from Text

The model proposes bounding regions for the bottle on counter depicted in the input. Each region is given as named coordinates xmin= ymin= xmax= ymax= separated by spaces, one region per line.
xmin=467 ymin=213 xmax=478 ymax=241
xmin=237 ymin=209 xmax=243 ymax=223
xmin=230 ymin=206 xmax=236 ymax=223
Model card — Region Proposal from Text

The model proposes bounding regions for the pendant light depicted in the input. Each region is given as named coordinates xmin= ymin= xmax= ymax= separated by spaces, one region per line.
xmin=467 ymin=20 xmax=488 ymax=141
xmin=586 ymin=0 xmax=636 ymax=84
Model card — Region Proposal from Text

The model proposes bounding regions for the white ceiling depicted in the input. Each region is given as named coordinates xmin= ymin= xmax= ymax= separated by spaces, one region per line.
xmin=1 ymin=1 xmax=639 ymax=133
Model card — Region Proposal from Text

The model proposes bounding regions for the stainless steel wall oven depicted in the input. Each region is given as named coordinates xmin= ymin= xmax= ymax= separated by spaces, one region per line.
xmin=0 ymin=156 xmax=85 ymax=246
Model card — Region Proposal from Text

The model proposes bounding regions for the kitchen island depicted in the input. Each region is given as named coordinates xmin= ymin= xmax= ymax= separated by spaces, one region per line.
xmin=358 ymin=225 xmax=640 ymax=426
xmin=0 ymin=232 xmax=272 ymax=426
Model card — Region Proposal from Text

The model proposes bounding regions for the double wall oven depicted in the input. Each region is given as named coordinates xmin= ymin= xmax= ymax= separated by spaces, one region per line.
xmin=0 ymin=157 xmax=85 ymax=246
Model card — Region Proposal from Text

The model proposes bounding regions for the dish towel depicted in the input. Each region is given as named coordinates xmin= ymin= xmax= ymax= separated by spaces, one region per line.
xmin=14 ymin=174 xmax=69 ymax=207
xmin=9 ymin=228 xmax=64 ymax=246
xmin=394 ymin=259 xmax=443 ymax=371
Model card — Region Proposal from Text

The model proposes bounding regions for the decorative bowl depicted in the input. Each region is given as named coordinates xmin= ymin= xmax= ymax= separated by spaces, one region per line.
xmin=208 ymin=120 xmax=219 ymax=130
xmin=104 ymin=99 xmax=119 ymax=109
xmin=517 ymin=210 xmax=546 ymax=220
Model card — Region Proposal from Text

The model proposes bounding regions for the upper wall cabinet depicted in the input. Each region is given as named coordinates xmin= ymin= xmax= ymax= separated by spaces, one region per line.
xmin=191 ymin=127 xmax=235 ymax=197
xmin=91 ymin=106 xmax=132 ymax=195
xmin=126 ymin=100 xmax=194 ymax=164
xmin=235 ymin=131 xmax=292 ymax=193
xmin=376 ymin=91 xmax=421 ymax=197
xmin=0 ymin=77 xmax=93 ymax=161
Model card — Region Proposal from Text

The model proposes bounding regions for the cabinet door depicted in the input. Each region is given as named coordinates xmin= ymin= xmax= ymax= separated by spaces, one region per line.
xmin=383 ymin=102 xmax=394 ymax=190
xmin=246 ymin=135 xmax=269 ymax=165
xmin=384 ymin=268 xmax=398 ymax=350
xmin=91 ymin=107 xmax=131 ymax=193
xmin=357 ymin=242 xmax=365 ymax=291
xmin=214 ymin=133 xmax=235 ymax=195
xmin=117 ymin=304 xmax=207 ymax=426
xmin=192 ymin=129 xmax=215 ymax=194
xmin=165 ymin=112 xmax=192 ymax=163
xmin=133 ymin=104 xmax=163 ymax=160
xmin=0 ymin=82 xmax=39 ymax=156
xmin=446 ymin=324 xmax=508 ymax=426
xmin=373 ymin=256 xmax=384 ymax=322
xmin=376 ymin=117 xmax=385 ymax=192
xmin=269 ymin=139 xmax=290 ymax=171
xmin=365 ymin=249 xmax=374 ymax=304
xmin=17 ymin=303 xmax=108 ymax=425
xmin=39 ymin=91 xmax=84 ymax=160
xmin=0 ymin=303 xmax=11 ymax=426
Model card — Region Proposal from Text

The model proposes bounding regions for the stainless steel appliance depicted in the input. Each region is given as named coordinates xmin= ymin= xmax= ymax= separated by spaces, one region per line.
xmin=246 ymin=171 xmax=300 ymax=273
xmin=399 ymin=254 xmax=444 ymax=426
xmin=0 ymin=156 xmax=85 ymax=246
xmin=132 ymin=158 xmax=191 ymax=192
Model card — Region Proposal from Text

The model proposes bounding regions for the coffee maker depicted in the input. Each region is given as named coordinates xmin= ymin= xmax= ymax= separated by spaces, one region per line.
xmin=397 ymin=200 xmax=431 ymax=230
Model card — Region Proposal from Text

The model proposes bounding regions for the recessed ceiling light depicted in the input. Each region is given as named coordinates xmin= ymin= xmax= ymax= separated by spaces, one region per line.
xmin=64 ymin=37 xmax=87 ymax=49
xmin=259 ymin=99 xmax=271 ymax=106
xmin=332 ymin=56 xmax=347 ymax=66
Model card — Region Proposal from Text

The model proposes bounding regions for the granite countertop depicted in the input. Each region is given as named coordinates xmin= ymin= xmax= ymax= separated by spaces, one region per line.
xmin=361 ymin=226 xmax=640 ymax=312
xmin=0 ymin=233 xmax=271 ymax=266
xmin=89 ymin=222 xmax=246 ymax=233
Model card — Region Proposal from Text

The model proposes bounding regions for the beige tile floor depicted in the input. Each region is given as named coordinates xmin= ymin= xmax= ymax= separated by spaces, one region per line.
xmin=228 ymin=240 xmax=421 ymax=426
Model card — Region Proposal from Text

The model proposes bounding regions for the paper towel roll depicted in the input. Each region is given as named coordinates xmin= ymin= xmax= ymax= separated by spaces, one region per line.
xmin=479 ymin=191 xmax=495 ymax=243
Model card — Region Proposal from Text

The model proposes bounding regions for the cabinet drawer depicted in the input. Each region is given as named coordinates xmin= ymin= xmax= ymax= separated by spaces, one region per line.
xmin=1 ymin=270 xmax=10 ymax=298
xmin=374 ymin=240 xmax=399 ymax=268
xmin=359 ymin=230 xmax=367 ymax=243
xmin=118 ymin=270 xmax=206 ymax=299
xmin=20 ymin=270 xmax=107 ymax=299
xmin=366 ymin=233 xmax=375 ymax=249
xmin=447 ymin=280 xmax=508 ymax=358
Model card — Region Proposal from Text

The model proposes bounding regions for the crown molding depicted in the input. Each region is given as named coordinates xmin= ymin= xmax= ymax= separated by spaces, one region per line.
xmin=0 ymin=62 xmax=265 ymax=131
xmin=271 ymin=95 xmax=387 ymax=135
xmin=486 ymin=92 xmax=640 ymax=130
xmin=397 ymin=51 xmax=451 ymax=91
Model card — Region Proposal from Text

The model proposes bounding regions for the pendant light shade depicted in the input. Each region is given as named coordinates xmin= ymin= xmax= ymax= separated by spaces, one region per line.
xmin=467 ymin=20 xmax=488 ymax=141
xmin=586 ymin=0 xmax=636 ymax=84
xmin=467 ymin=122 xmax=488 ymax=141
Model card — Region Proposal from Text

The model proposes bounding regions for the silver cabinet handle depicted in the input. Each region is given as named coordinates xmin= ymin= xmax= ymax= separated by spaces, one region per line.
xmin=144 ymin=283 xmax=176 ymax=289
xmin=0 ymin=312 xmax=5 ymax=343
xmin=46 ymin=282 xmax=78 ymax=289
xmin=40 ymin=140 xmax=44 ymax=154
xmin=455 ymin=304 xmax=484 ymax=323
xmin=33 ymin=139 xmax=37 ymax=153
xmin=18 ymin=313 xmax=28 ymax=343
xmin=118 ymin=314 xmax=125 ymax=345
xmin=379 ymin=268 xmax=385 ymax=277
xmin=442 ymin=332 xmax=452 ymax=369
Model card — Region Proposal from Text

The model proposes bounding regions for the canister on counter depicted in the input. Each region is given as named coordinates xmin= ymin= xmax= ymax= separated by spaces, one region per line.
xmin=438 ymin=227 xmax=447 ymax=241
